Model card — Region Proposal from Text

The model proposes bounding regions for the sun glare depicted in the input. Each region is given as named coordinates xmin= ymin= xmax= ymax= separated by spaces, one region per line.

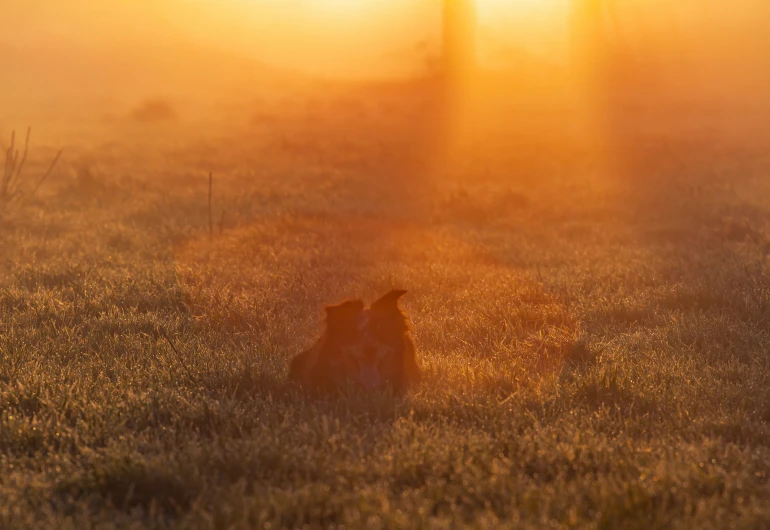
xmin=173 ymin=0 xmax=573 ymax=78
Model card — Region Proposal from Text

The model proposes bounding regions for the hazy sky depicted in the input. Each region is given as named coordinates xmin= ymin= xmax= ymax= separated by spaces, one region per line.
xmin=1 ymin=0 xmax=767 ymax=90
xmin=0 ymin=0 xmax=576 ymax=76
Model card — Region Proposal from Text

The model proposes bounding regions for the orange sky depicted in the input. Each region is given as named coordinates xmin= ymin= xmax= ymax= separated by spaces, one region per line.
xmin=0 ymin=0 xmax=575 ymax=77
xmin=1 ymin=0 xmax=768 ymax=91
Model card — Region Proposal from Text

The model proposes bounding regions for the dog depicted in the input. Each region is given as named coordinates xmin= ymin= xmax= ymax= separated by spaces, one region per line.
xmin=288 ymin=299 xmax=366 ymax=393
xmin=289 ymin=290 xmax=421 ymax=394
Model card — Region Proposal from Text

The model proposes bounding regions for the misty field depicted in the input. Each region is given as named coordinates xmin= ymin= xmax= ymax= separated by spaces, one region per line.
xmin=1 ymin=87 xmax=770 ymax=529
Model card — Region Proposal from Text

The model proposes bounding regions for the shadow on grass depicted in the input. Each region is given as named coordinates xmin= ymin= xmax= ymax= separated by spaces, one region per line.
xmin=56 ymin=459 xmax=200 ymax=516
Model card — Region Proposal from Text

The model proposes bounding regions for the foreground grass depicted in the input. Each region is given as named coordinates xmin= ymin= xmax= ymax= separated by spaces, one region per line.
xmin=1 ymin=93 xmax=769 ymax=529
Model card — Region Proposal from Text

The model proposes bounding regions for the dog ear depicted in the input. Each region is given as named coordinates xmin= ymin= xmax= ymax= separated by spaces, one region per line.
xmin=325 ymin=300 xmax=365 ymax=321
xmin=371 ymin=289 xmax=407 ymax=311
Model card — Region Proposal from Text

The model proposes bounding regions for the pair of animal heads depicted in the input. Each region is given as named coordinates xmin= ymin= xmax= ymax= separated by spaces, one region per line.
xmin=323 ymin=289 xmax=409 ymax=390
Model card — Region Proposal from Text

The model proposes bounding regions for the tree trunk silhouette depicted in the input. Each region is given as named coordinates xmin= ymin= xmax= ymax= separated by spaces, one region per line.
xmin=569 ymin=0 xmax=609 ymax=74
xmin=442 ymin=0 xmax=477 ymax=81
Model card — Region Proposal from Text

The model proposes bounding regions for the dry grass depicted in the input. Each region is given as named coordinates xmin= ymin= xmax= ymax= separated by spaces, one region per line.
xmin=1 ymin=86 xmax=769 ymax=529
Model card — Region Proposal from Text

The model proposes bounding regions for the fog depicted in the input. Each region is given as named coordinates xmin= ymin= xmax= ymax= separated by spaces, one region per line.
xmin=2 ymin=0 xmax=769 ymax=119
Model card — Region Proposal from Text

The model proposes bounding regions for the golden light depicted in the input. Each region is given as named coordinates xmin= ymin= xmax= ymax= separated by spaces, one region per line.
xmin=479 ymin=0 xmax=545 ymax=10
xmin=161 ymin=0 xmax=575 ymax=79
xmin=311 ymin=0 xmax=374 ymax=18
xmin=480 ymin=0 xmax=568 ymax=22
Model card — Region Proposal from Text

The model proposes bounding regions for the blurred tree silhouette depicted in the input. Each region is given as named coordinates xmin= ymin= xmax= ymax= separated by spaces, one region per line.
xmin=442 ymin=0 xmax=477 ymax=80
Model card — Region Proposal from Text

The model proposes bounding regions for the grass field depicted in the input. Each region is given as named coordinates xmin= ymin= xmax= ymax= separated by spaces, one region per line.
xmin=1 ymin=84 xmax=770 ymax=529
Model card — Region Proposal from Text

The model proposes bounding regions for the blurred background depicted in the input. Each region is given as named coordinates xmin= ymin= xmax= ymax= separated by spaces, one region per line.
xmin=2 ymin=0 xmax=768 ymax=109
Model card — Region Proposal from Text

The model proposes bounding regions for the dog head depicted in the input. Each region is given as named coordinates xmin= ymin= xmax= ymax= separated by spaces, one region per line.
xmin=364 ymin=289 xmax=410 ymax=349
xmin=321 ymin=299 xmax=366 ymax=356
xmin=332 ymin=289 xmax=409 ymax=390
